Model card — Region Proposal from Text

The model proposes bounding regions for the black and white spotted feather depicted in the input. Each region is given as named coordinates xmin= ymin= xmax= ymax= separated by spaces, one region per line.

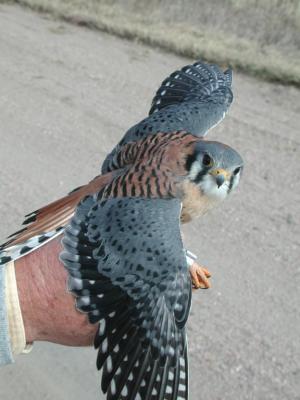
xmin=0 ymin=225 xmax=63 ymax=265
xmin=60 ymin=195 xmax=191 ymax=400
xmin=0 ymin=174 xmax=114 ymax=265
xmin=102 ymin=60 xmax=233 ymax=173
xmin=149 ymin=61 xmax=232 ymax=115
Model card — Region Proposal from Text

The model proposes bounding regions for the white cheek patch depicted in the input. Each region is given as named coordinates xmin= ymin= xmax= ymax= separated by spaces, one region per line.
xmin=188 ymin=162 xmax=202 ymax=181
xmin=231 ymin=172 xmax=240 ymax=191
xmin=199 ymin=175 xmax=228 ymax=201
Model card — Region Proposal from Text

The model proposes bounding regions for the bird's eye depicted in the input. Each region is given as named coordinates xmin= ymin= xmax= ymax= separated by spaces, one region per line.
xmin=233 ymin=167 xmax=241 ymax=175
xmin=202 ymin=154 xmax=213 ymax=167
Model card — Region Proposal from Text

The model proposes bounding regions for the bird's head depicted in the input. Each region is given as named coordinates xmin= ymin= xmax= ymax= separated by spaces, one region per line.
xmin=185 ymin=140 xmax=243 ymax=202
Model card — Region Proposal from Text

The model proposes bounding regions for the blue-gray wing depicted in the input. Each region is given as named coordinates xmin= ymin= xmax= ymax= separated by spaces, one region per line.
xmin=149 ymin=61 xmax=232 ymax=117
xmin=60 ymin=195 xmax=191 ymax=400
xmin=102 ymin=61 xmax=233 ymax=173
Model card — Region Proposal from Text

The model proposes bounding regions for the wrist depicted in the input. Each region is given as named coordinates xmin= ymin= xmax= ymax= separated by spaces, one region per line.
xmin=14 ymin=236 xmax=97 ymax=346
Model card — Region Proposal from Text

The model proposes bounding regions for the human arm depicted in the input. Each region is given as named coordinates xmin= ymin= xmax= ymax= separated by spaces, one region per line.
xmin=14 ymin=236 xmax=97 ymax=346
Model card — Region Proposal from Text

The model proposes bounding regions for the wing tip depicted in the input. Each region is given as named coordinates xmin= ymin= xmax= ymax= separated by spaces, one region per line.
xmin=149 ymin=60 xmax=234 ymax=116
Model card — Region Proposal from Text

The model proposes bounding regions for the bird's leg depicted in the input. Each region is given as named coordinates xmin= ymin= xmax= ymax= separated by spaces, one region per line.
xmin=189 ymin=261 xmax=211 ymax=290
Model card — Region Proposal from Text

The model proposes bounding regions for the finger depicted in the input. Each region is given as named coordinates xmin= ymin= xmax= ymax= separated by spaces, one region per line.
xmin=201 ymin=267 xmax=212 ymax=278
xmin=191 ymin=270 xmax=201 ymax=289
xmin=196 ymin=268 xmax=211 ymax=288
xmin=198 ymin=275 xmax=211 ymax=288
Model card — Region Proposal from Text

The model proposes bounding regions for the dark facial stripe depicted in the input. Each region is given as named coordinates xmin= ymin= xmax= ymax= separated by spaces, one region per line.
xmin=185 ymin=153 xmax=197 ymax=171
xmin=193 ymin=168 xmax=208 ymax=184
xmin=228 ymin=175 xmax=234 ymax=192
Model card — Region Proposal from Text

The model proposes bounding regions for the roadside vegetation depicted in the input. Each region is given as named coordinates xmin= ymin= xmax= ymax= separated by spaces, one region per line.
xmin=3 ymin=0 xmax=300 ymax=86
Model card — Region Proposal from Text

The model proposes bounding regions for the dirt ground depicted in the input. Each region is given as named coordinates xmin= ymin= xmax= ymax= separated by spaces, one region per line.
xmin=0 ymin=4 xmax=299 ymax=400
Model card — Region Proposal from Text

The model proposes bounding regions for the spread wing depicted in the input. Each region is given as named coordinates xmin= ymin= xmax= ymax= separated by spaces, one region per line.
xmin=102 ymin=60 xmax=233 ymax=173
xmin=149 ymin=61 xmax=232 ymax=117
xmin=61 ymin=195 xmax=191 ymax=400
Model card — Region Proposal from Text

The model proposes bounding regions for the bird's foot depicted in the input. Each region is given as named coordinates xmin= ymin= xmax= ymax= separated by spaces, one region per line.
xmin=189 ymin=262 xmax=211 ymax=290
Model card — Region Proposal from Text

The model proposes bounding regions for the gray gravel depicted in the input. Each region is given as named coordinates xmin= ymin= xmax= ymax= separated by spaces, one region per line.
xmin=0 ymin=4 xmax=299 ymax=400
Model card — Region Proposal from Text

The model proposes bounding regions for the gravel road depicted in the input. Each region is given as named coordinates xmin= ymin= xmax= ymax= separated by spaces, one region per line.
xmin=0 ymin=4 xmax=299 ymax=400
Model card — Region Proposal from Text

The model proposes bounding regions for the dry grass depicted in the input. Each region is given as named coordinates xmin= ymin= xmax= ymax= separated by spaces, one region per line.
xmin=2 ymin=0 xmax=300 ymax=86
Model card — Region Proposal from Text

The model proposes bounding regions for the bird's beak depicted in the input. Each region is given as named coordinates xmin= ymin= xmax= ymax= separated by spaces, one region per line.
xmin=210 ymin=169 xmax=230 ymax=188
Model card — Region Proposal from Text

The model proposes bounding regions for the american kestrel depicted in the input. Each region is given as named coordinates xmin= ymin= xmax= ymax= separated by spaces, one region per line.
xmin=0 ymin=61 xmax=243 ymax=400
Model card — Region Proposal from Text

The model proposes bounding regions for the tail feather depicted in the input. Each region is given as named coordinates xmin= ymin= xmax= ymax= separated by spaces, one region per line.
xmin=0 ymin=173 xmax=115 ymax=264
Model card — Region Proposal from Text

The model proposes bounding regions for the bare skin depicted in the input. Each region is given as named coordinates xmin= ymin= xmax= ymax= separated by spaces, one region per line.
xmin=14 ymin=236 xmax=211 ymax=346
xmin=15 ymin=236 xmax=98 ymax=346
xmin=190 ymin=263 xmax=211 ymax=289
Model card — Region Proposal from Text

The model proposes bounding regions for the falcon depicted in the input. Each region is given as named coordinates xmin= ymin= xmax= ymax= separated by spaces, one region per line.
xmin=0 ymin=61 xmax=243 ymax=400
